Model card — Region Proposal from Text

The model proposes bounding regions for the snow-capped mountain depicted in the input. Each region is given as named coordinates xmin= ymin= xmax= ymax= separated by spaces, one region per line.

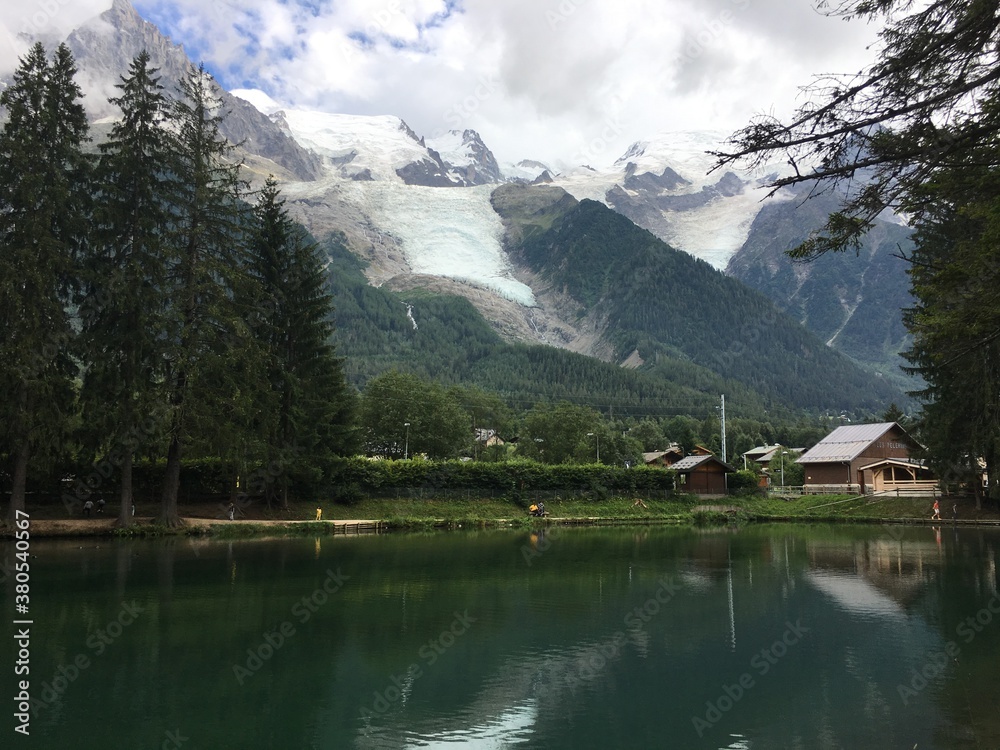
xmin=233 ymin=104 xmax=535 ymax=307
xmin=64 ymin=0 xmax=321 ymax=181
xmin=545 ymin=132 xmax=796 ymax=270
xmin=41 ymin=0 xmax=905 ymax=378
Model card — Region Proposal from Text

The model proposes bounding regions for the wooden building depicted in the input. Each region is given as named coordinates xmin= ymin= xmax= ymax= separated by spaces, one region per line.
xmin=671 ymin=454 xmax=736 ymax=495
xmin=797 ymin=422 xmax=926 ymax=494
xmin=858 ymin=458 xmax=937 ymax=496
xmin=643 ymin=444 xmax=684 ymax=468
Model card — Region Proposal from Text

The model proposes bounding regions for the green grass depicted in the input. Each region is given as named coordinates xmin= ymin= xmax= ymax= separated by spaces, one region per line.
xmin=18 ymin=491 xmax=994 ymax=541
xmin=323 ymin=494 xmax=699 ymax=525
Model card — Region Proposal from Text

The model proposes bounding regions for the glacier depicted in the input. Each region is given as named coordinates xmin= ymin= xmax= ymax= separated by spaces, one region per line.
xmin=252 ymin=102 xmax=536 ymax=306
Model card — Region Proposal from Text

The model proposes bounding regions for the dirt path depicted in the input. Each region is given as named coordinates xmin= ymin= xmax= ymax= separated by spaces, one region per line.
xmin=7 ymin=516 xmax=383 ymax=538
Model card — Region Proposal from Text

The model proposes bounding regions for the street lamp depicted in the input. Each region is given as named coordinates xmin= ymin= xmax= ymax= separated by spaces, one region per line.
xmin=404 ymin=422 xmax=410 ymax=460
xmin=587 ymin=432 xmax=600 ymax=463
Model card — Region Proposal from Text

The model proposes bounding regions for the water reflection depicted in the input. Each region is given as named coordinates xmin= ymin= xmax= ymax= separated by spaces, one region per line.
xmin=6 ymin=525 xmax=1000 ymax=749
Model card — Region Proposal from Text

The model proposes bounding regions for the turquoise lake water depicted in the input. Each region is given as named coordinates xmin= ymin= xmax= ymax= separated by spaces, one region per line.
xmin=4 ymin=523 xmax=1000 ymax=749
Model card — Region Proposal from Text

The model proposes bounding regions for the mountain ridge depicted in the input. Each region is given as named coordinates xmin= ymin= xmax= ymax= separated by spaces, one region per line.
xmin=23 ymin=0 xmax=911 ymax=415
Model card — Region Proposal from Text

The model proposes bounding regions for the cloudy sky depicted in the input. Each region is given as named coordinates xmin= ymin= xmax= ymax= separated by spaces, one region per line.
xmin=1 ymin=0 xmax=883 ymax=167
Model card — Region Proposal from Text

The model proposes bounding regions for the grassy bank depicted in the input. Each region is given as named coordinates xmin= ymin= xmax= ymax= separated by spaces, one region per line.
xmin=5 ymin=492 xmax=998 ymax=539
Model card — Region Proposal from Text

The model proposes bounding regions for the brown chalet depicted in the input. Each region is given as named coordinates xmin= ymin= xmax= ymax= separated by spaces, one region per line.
xmin=797 ymin=422 xmax=926 ymax=494
xmin=671 ymin=454 xmax=736 ymax=495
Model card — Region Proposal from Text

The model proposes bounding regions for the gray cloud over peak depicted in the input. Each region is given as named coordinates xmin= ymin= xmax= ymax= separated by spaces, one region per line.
xmin=1 ymin=0 xmax=881 ymax=167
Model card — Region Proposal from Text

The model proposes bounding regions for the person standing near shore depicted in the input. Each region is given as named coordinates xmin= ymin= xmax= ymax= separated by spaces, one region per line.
xmin=932 ymin=499 xmax=941 ymax=520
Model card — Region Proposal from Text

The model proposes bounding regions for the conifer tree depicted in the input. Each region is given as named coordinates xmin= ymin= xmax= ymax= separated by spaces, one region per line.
xmin=158 ymin=65 xmax=248 ymax=526
xmin=81 ymin=51 xmax=177 ymax=527
xmin=247 ymin=177 xmax=357 ymax=505
xmin=0 ymin=43 xmax=90 ymax=523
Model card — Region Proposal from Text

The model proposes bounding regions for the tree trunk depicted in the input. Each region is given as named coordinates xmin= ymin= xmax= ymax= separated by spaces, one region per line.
xmin=117 ymin=451 xmax=134 ymax=528
xmin=8 ymin=436 xmax=29 ymax=526
xmin=7 ymin=385 xmax=30 ymax=525
xmin=159 ymin=435 xmax=183 ymax=527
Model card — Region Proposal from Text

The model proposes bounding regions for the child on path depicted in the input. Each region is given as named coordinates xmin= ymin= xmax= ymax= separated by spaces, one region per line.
xmin=932 ymin=499 xmax=941 ymax=520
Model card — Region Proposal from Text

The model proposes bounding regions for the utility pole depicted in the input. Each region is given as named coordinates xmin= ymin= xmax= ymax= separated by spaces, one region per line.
xmin=720 ymin=394 xmax=727 ymax=463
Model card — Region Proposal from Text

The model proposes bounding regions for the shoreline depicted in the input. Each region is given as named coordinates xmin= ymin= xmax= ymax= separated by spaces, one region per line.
xmin=6 ymin=511 xmax=1000 ymax=540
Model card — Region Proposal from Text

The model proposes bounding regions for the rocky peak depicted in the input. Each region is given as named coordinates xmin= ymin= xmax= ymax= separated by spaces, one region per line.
xmin=64 ymin=0 xmax=321 ymax=181
xmin=456 ymin=129 xmax=502 ymax=184
xmin=398 ymin=119 xmax=425 ymax=146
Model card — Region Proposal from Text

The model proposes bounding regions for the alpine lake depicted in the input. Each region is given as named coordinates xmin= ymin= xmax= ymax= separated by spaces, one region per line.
xmin=6 ymin=522 xmax=1000 ymax=749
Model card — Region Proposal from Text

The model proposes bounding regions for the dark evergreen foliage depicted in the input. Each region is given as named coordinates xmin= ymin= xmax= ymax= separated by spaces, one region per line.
xmin=0 ymin=43 xmax=91 ymax=522
xmin=80 ymin=50 xmax=176 ymax=528
xmin=245 ymin=177 xmax=358 ymax=503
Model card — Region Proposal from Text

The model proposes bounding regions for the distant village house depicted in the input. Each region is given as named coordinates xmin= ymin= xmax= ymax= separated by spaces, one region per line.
xmin=797 ymin=422 xmax=935 ymax=495
xmin=670 ymin=454 xmax=736 ymax=495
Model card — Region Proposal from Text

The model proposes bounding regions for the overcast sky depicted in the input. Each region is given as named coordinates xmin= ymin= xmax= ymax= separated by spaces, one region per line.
xmin=1 ymin=0 xmax=883 ymax=167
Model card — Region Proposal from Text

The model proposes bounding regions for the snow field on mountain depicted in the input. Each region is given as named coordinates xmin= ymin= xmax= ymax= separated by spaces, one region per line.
xmin=281 ymin=110 xmax=430 ymax=182
xmin=356 ymin=182 xmax=537 ymax=307
xmin=551 ymin=132 xmax=796 ymax=269
xmin=425 ymin=130 xmax=473 ymax=169
xmin=657 ymin=185 xmax=791 ymax=269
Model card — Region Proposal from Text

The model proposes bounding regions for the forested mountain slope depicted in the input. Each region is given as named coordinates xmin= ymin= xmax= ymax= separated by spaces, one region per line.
xmin=726 ymin=191 xmax=915 ymax=388
xmin=323 ymin=232 xmax=751 ymax=418
xmin=491 ymin=183 xmax=904 ymax=412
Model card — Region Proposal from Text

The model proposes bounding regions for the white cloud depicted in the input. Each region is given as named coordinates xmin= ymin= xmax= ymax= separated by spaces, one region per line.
xmin=0 ymin=0 xmax=111 ymax=73
xmin=1 ymin=0 xmax=883 ymax=168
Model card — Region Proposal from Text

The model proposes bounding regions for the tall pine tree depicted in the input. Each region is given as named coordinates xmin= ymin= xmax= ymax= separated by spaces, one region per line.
xmin=158 ymin=65 xmax=249 ymax=526
xmin=81 ymin=50 xmax=177 ymax=527
xmin=0 ymin=43 xmax=91 ymax=523
xmin=247 ymin=177 xmax=357 ymax=506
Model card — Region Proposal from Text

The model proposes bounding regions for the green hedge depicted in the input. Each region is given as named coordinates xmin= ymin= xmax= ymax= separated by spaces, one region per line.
xmin=331 ymin=458 xmax=676 ymax=496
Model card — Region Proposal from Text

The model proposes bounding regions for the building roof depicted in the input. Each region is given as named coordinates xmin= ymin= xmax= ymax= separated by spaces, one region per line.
xmin=643 ymin=446 xmax=683 ymax=463
xmin=858 ymin=457 xmax=928 ymax=471
xmin=671 ymin=454 xmax=736 ymax=473
xmin=743 ymin=444 xmax=782 ymax=459
xmin=757 ymin=446 xmax=805 ymax=463
xmin=798 ymin=422 xmax=909 ymax=464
